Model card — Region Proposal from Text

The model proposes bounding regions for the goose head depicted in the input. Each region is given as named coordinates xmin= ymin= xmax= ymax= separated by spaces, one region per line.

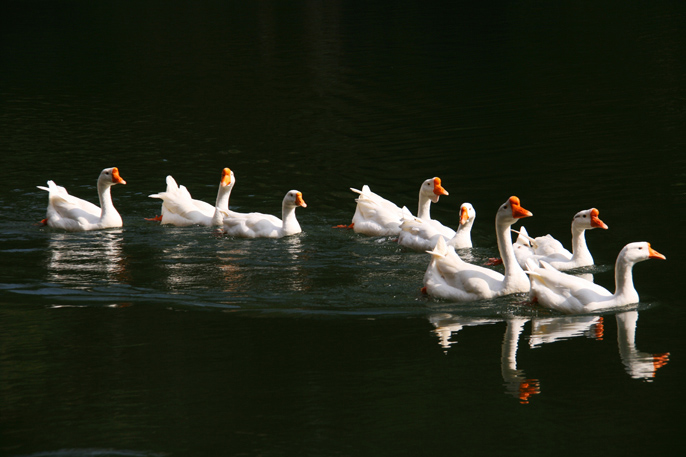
xmin=220 ymin=167 xmax=235 ymax=189
xmin=572 ymin=208 xmax=608 ymax=230
xmin=422 ymin=177 xmax=449 ymax=203
xmin=99 ymin=167 xmax=126 ymax=188
xmin=620 ymin=242 xmax=666 ymax=265
xmin=496 ymin=196 xmax=532 ymax=226
xmin=284 ymin=190 xmax=307 ymax=208
xmin=459 ymin=203 xmax=476 ymax=226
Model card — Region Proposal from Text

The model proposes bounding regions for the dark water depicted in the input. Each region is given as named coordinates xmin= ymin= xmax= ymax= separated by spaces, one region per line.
xmin=1 ymin=1 xmax=685 ymax=456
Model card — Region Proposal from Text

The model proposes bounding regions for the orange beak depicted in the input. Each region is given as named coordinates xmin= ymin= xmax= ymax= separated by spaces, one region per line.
xmin=221 ymin=168 xmax=233 ymax=186
xmin=509 ymin=196 xmax=532 ymax=219
xmin=296 ymin=192 xmax=307 ymax=208
xmin=648 ymin=244 xmax=666 ymax=260
xmin=590 ymin=208 xmax=608 ymax=229
xmin=112 ymin=167 xmax=126 ymax=184
xmin=433 ymin=177 xmax=449 ymax=196
xmin=459 ymin=205 xmax=470 ymax=225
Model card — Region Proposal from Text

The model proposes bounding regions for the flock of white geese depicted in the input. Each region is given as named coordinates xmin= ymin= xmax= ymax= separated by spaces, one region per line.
xmin=38 ymin=167 xmax=666 ymax=315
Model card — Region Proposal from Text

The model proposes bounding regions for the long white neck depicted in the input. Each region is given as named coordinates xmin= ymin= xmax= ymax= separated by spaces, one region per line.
xmin=496 ymin=219 xmax=527 ymax=287
xmin=97 ymin=183 xmax=118 ymax=221
xmin=281 ymin=204 xmax=301 ymax=235
xmin=449 ymin=220 xmax=473 ymax=248
xmin=417 ymin=192 xmax=432 ymax=220
xmin=570 ymin=226 xmax=593 ymax=263
xmin=613 ymin=255 xmax=639 ymax=304
xmin=214 ymin=184 xmax=232 ymax=212
xmin=211 ymin=185 xmax=233 ymax=226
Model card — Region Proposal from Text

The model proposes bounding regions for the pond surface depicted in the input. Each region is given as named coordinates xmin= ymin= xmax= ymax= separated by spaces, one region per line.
xmin=1 ymin=1 xmax=684 ymax=456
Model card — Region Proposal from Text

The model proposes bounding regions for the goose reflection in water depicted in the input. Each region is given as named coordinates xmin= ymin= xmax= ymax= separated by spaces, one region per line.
xmin=158 ymin=238 xmax=250 ymax=294
xmin=215 ymin=235 xmax=311 ymax=295
xmin=616 ymin=311 xmax=669 ymax=381
xmin=429 ymin=313 xmax=499 ymax=351
xmin=159 ymin=238 xmax=208 ymax=290
xmin=528 ymin=311 xmax=668 ymax=380
xmin=501 ymin=318 xmax=540 ymax=405
xmin=503 ymin=314 xmax=604 ymax=404
xmin=529 ymin=315 xmax=605 ymax=348
xmin=46 ymin=230 xmax=129 ymax=286
xmin=430 ymin=308 xmax=669 ymax=404
xmin=281 ymin=236 xmax=311 ymax=292
xmin=428 ymin=313 xmax=540 ymax=404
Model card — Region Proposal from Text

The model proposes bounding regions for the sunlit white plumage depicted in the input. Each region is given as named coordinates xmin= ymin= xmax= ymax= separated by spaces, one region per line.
xmin=423 ymin=196 xmax=533 ymax=301
xmin=149 ymin=168 xmax=234 ymax=226
xmin=525 ymin=242 xmax=666 ymax=314
xmin=514 ymin=208 xmax=608 ymax=270
xmin=222 ymin=190 xmax=307 ymax=238
xmin=37 ymin=167 xmax=127 ymax=231
xmin=399 ymin=202 xmax=475 ymax=251
xmin=349 ymin=177 xmax=449 ymax=236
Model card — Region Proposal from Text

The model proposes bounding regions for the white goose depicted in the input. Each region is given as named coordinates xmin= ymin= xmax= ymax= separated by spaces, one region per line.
xmin=399 ymin=202 xmax=475 ymax=251
xmin=512 ymin=226 xmax=536 ymax=267
xmin=347 ymin=177 xmax=449 ymax=236
xmin=514 ymin=208 xmax=608 ymax=270
xmin=149 ymin=168 xmax=234 ymax=227
xmin=37 ymin=167 xmax=127 ymax=231
xmin=525 ymin=242 xmax=666 ymax=314
xmin=423 ymin=196 xmax=533 ymax=301
xmin=222 ymin=190 xmax=307 ymax=238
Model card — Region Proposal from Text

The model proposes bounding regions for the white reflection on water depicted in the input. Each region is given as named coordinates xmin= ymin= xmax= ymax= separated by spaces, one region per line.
xmin=428 ymin=313 xmax=540 ymax=404
xmin=213 ymin=235 xmax=310 ymax=296
xmin=45 ymin=230 xmax=129 ymax=287
xmin=429 ymin=313 xmax=499 ymax=351
xmin=500 ymin=318 xmax=540 ymax=405
xmin=429 ymin=308 xmax=670 ymax=404
xmin=616 ymin=311 xmax=670 ymax=381
xmin=158 ymin=237 xmax=208 ymax=290
xmin=529 ymin=315 xmax=604 ymax=348
xmin=281 ymin=235 xmax=310 ymax=293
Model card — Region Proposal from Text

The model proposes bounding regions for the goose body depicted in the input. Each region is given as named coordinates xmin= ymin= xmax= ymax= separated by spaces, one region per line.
xmin=512 ymin=226 xmax=536 ymax=267
xmin=399 ymin=202 xmax=475 ymax=251
xmin=423 ymin=196 xmax=533 ymax=301
xmin=350 ymin=177 xmax=449 ymax=236
xmin=149 ymin=168 xmax=233 ymax=226
xmin=37 ymin=167 xmax=126 ymax=231
xmin=222 ymin=190 xmax=307 ymax=238
xmin=525 ymin=242 xmax=666 ymax=314
xmin=515 ymin=208 xmax=608 ymax=270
